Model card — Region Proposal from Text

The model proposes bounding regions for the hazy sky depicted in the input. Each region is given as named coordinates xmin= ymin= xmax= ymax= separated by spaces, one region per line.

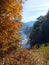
xmin=22 ymin=0 xmax=49 ymax=22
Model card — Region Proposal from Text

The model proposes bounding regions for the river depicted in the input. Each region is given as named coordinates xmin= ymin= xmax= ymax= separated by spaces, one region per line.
xmin=19 ymin=31 xmax=31 ymax=48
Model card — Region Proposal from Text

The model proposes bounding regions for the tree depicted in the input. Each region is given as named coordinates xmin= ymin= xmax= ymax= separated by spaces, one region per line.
xmin=0 ymin=0 xmax=22 ymax=53
xmin=42 ymin=11 xmax=49 ymax=44
xmin=29 ymin=15 xmax=47 ymax=48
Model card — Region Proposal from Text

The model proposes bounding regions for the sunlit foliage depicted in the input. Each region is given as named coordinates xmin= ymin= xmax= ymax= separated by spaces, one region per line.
xmin=0 ymin=0 xmax=22 ymax=52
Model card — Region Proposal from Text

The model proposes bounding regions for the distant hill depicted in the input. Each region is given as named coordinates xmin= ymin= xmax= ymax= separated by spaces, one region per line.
xmin=19 ymin=21 xmax=34 ymax=48
xmin=23 ymin=21 xmax=34 ymax=27
xmin=20 ymin=21 xmax=34 ymax=34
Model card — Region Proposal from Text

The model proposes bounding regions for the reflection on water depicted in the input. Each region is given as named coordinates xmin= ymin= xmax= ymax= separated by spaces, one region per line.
xmin=20 ymin=31 xmax=31 ymax=48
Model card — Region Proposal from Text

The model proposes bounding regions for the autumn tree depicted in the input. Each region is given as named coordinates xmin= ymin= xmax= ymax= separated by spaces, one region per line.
xmin=0 ymin=0 xmax=23 ymax=53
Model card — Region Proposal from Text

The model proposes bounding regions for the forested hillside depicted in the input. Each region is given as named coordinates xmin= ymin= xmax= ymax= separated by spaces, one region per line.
xmin=29 ymin=11 xmax=49 ymax=48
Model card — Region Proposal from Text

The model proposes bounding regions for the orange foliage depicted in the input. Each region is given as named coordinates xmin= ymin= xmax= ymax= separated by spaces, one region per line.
xmin=0 ymin=0 xmax=22 ymax=52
